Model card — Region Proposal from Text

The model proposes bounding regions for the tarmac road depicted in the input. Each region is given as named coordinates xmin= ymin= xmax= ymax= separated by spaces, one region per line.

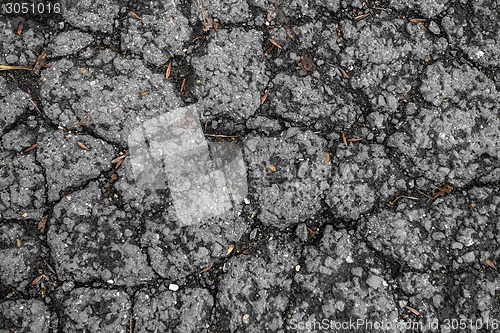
xmin=0 ymin=0 xmax=499 ymax=332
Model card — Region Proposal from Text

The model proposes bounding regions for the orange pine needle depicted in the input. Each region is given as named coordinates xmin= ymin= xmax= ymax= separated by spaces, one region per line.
xmin=405 ymin=305 xmax=421 ymax=316
xmin=268 ymin=38 xmax=282 ymax=49
xmin=17 ymin=20 xmax=24 ymax=36
xmin=180 ymin=78 xmax=187 ymax=94
xmin=130 ymin=11 xmax=142 ymax=20
xmin=22 ymin=143 xmax=38 ymax=153
xmin=337 ymin=66 xmax=350 ymax=79
xmin=165 ymin=61 xmax=172 ymax=79
xmin=77 ymin=141 xmax=90 ymax=151
xmin=341 ymin=131 xmax=347 ymax=146
xmin=260 ymin=90 xmax=268 ymax=105
xmin=485 ymin=259 xmax=497 ymax=270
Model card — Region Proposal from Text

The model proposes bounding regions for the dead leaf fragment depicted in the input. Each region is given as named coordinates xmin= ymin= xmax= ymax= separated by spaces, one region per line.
xmin=212 ymin=20 xmax=219 ymax=32
xmin=22 ymin=143 xmax=38 ymax=154
xmin=341 ymin=131 xmax=347 ymax=146
xmin=199 ymin=265 xmax=212 ymax=274
xmin=485 ymin=259 xmax=497 ymax=270
xmin=298 ymin=55 xmax=315 ymax=74
xmin=268 ymin=165 xmax=277 ymax=172
xmin=260 ymin=90 xmax=268 ymax=105
xmin=355 ymin=12 xmax=371 ymax=21
xmin=111 ymin=153 xmax=129 ymax=164
xmin=180 ymin=78 xmax=187 ymax=94
xmin=17 ymin=20 xmax=24 ymax=36
xmin=38 ymin=215 xmax=48 ymax=234
xmin=16 ymin=239 xmax=21 ymax=248
xmin=324 ymin=152 xmax=331 ymax=164
xmin=405 ymin=305 xmax=421 ymax=316
xmin=77 ymin=141 xmax=90 ymax=151
xmin=79 ymin=68 xmax=88 ymax=74
xmin=33 ymin=51 xmax=47 ymax=75
xmin=337 ymin=66 xmax=350 ymax=79
xmin=226 ymin=244 xmax=235 ymax=255
xmin=31 ymin=274 xmax=45 ymax=286
xmin=165 ymin=61 xmax=172 ymax=79
xmin=410 ymin=18 xmax=427 ymax=23
xmin=130 ymin=11 xmax=142 ymax=20
xmin=268 ymin=38 xmax=282 ymax=49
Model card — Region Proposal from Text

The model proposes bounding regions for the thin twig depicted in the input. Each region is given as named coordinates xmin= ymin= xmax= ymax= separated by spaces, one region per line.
xmin=205 ymin=133 xmax=240 ymax=138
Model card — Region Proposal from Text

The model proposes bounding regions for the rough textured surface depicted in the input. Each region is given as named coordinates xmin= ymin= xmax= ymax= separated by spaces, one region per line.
xmin=1 ymin=1 xmax=499 ymax=332
xmin=134 ymin=286 xmax=213 ymax=333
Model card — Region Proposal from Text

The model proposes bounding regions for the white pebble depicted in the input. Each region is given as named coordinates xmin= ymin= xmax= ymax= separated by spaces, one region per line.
xmin=169 ymin=283 xmax=179 ymax=291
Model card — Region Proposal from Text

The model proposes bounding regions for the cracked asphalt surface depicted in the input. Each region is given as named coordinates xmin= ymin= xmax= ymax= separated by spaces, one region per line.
xmin=1 ymin=0 xmax=499 ymax=332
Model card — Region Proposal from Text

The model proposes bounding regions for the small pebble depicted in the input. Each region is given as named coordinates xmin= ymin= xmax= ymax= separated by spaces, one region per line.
xmin=242 ymin=313 xmax=250 ymax=324
xmin=169 ymin=283 xmax=179 ymax=291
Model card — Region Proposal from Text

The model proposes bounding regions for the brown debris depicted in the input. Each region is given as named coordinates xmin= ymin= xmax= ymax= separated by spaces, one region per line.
xmin=180 ymin=78 xmax=187 ymax=94
xmin=226 ymin=244 xmax=235 ymax=255
xmin=268 ymin=165 xmax=277 ymax=173
xmin=485 ymin=259 xmax=497 ymax=270
xmin=115 ymin=159 xmax=124 ymax=169
xmin=30 ymin=99 xmax=42 ymax=115
xmin=260 ymin=90 xmax=268 ymax=105
xmin=405 ymin=305 xmax=421 ymax=316
xmin=165 ymin=61 xmax=172 ymax=79
xmin=298 ymin=55 xmax=315 ymax=74
xmin=417 ymin=184 xmax=454 ymax=202
xmin=38 ymin=215 xmax=48 ymax=234
xmin=337 ymin=66 xmax=350 ymax=79
xmin=129 ymin=11 xmax=142 ymax=20
xmin=388 ymin=195 xmax=419 ymax=206
xmin=77 ymin=141 xmax=90 ymax=151
xmin=33 ymin=51 xmax=48 ymax=75
xmin=212 ymin=20 xmax=219 ymax=32
xmin=111 ymin=152 xmax=129 ymax=164
xmin=22 ymin=143 xmax=38 ymax=154
xmin=324 ymin=152 xmax=331 ymax=164
xmin=341 ymin=131 xmax=347 ymax=146
xmin=268 ymin=38 xmax=282 ymax=49
xmin=17 ymin=20 xmax=24 ymax=36
xmin=199 ymin=265 xmax=213 ymax=274
xmin=31 ymin=274 xmax=46 ymax=286
xmin=75 ymin=113 xmax=92 ymax=127
xmin=355 ymin=12 xmax=371 ymax=21
xmin=410 ymin=18 xmax=427 ymax=23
